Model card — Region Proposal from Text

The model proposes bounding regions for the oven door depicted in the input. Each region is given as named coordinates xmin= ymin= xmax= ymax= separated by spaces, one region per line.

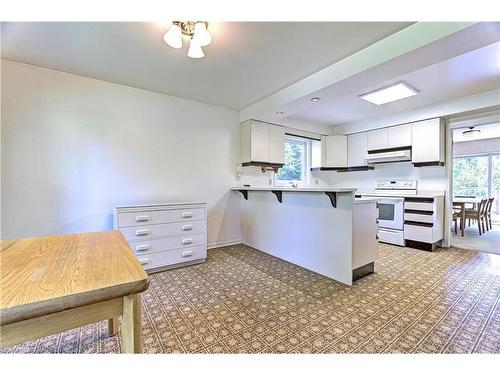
xmin=377 ymin=198 xmax=404 ymax=230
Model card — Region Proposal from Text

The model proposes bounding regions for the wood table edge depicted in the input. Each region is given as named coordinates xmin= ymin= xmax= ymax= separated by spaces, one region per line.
xmin=1 ymin=279 xmax=149 ymax=325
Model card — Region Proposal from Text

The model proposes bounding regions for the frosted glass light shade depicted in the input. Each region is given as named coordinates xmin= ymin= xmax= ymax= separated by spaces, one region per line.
xmin=188 ymin=38 xmax=204 ymax=58
xmin=193 ymin=22 xmax=212 ymax=47
xmin=163 ymin=24 xmax=182 ymax=49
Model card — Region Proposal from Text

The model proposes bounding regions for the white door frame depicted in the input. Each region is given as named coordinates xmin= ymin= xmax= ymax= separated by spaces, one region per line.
xmin=444 ymin=109 xmax=500 ymax=247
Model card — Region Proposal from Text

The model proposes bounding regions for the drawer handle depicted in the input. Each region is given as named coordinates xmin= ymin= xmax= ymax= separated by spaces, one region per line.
xmin=182 ymin=212 xmax=193 ymax=218
xmin=138 ymin=258 xmax=150 ymax=265
xmin=182 ymin=224 xmax=193 ymax=231
xmin=182 ymin=250 xmax=193 ymax=257
xmin=135 ymin=244 xmax=150 ymax=251
xmin=135 ymin=229 xmax=150 ymax=236
xmin=182 ymin=238 xmax=193 ymax=245
xmin=135 ymin=215 xmax=150 ymax=222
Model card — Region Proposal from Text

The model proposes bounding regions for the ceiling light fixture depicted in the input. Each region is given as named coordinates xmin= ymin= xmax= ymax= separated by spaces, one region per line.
xmin=188 ymin=37 xmax=204 ymax=59
xmin=462 ymin=126 xmax=481 ymax=138
xmin=311 ymin=97 xmax=320 ymax=102
xmin=163 ymin=21 xmax=211 ymax=58
xmin=360 ymin=81 xmax=419 ymax=105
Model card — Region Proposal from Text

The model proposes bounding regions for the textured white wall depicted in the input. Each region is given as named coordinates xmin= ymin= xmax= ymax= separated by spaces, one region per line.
xmin=1 ymin=60 xmax=242 ymax=246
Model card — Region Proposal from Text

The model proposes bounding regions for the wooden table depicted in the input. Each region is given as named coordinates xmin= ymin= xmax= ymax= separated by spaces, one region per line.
xmin=0 ymin=231 xmax=148 ymax=353
xmin=453 ymin=197 xmax=482 ymax=237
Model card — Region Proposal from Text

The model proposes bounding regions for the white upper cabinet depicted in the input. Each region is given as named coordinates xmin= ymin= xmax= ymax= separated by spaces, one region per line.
xmin=268 ymin=123 xmax=285 ymax=164
xmin=367 ymin=128 xmax=388 ymax=151
xmin=411 ymin=118 xmax=445 ymax=165
xmin=241 ymin=120 xmax=284 ymax=165
xmin=387 ymin=124 xmax=412 ymax=148
xmin=322 ymin=135 xmax=347 ymax=168
xmin=347 ymin=132 xmax=368 ymax=167
xmin=367 ymin=124 xmax=412 ymax=151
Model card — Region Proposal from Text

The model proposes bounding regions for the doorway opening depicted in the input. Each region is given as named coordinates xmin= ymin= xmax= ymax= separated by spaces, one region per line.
xmin=450 ymin=121 xmax=500 ymax=254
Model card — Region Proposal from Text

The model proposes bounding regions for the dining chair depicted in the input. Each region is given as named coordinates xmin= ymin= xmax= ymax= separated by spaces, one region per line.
xmin=485 ymin=197 xmax=494 ymax=231
xmin=464 ymin=199 xmax=488 ymax=235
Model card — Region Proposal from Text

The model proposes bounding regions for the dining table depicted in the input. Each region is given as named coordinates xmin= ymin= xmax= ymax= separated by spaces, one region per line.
xmin=452 ymin=197 xmax=482 ymax=236
xmin=0 ymin=231 xmax=149 ymax=353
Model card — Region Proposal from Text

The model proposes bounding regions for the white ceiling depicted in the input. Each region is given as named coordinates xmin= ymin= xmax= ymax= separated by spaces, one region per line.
xmin=453 ymin=122 xmax=500 ymax=142
xmin=0 ymin=22 xmax=410 ymax=110
xmin=290 ymin=40 xmax=500 ymax=126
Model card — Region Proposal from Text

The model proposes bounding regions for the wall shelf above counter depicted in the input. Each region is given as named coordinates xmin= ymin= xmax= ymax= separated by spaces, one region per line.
xmin=232 ymin=187 xmax=356 ymax=207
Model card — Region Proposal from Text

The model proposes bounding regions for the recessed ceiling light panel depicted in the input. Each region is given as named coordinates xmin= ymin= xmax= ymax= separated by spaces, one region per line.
xmin=360 ymin=82 xmax=419 ymax=105
xmin=311 ymin=97 xmax=320 ymax=102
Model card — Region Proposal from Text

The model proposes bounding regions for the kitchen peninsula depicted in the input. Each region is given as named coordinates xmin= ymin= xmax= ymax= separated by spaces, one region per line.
xmin=232 ymin=187 xmax=378 ymax=285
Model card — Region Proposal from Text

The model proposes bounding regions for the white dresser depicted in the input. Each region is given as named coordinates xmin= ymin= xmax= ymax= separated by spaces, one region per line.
xmin=114 ymin=203 xmax=207 ymax=273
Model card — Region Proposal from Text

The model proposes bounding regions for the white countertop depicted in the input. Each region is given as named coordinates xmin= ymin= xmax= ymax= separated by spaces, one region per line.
xmin=232 ymin=186 xmax=356 ymax=193
xmin=115 ymin=202 xmax=206 ymax=209
xmin=353 ymin=197 xmax=380 ymax=203
xmin=357 ymin=191 xmax=445 ymax=198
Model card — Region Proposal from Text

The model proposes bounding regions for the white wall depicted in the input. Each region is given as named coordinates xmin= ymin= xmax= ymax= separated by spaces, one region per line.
xmin=1 ymin=60 xmax=242 ymax=246
xmin=453 ymin=137 xmax=500 ymax=156
xmin=328 ymin=162 xmax=447 ymax=192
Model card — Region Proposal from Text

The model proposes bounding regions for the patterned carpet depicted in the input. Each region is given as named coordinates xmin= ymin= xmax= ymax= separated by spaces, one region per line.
xmin=2 ymin=243 xmax=499 ymax=354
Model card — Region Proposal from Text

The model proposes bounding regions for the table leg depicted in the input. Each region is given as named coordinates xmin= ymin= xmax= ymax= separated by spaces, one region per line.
xmin=108 ymin=317 xmax=119 ymax=336
xmin=121 ymin=295 xmax=135 ymax=353
xmin=133 ymin=294 xmax=142 ymax=353
xmin=460 ymin=203 xmax=465 ymax=236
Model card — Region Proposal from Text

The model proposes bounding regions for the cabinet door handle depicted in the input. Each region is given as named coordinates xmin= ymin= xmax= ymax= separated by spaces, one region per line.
xmin=135 ymin=215 xmax=150 ymax=222
xmin=139 ymin=258 xmax=150 ymax=265
xmin=182 ymin=212 xmax=193 ymax=218
xmin=135 ymin=229 xmax=150 ymax=236
xmin=135 ymin=244 xmax=150 ymax=251
xmin=182 ymin=238 xmax=193 ymax=245
xmin=182 ymin=224 xmax=193 ymax=231
xmin=182 ymin=250 xmax=193 ymax=257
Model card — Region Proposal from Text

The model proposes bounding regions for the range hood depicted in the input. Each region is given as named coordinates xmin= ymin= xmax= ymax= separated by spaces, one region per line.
xmin=366 ymin=149 xmax=411 ymax=164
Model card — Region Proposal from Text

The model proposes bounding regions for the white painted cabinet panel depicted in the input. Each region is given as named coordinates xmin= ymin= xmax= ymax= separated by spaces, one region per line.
xmin=388 ymin=124 xmax=412 ymax=148
xmin=269 ymin=124 xmax=285 ymax=164
xmin=367 ymin=128 xmax=388 ymax=151
xmin=347 ymin=132 xmax=368 ymax=167
xmin=411 ymin=118 xmax=445 ymax=164
xmin=323 ymin=135 xmax=347 ymax=168
xmin=250 ymin=121 xmax=270 ymax=163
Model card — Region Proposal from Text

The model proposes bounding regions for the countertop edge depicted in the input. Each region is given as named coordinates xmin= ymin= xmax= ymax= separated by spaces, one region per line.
xmin=231 ymin=187 xmax=356 ymax=193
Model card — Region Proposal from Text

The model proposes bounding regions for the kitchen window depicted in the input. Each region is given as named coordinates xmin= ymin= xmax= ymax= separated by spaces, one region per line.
xmin=276 ymin=135 xmax=311 ymax=185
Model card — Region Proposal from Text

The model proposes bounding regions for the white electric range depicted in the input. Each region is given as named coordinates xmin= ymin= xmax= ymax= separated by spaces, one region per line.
xmin=356 ymin=180 xmax=418 ymax=246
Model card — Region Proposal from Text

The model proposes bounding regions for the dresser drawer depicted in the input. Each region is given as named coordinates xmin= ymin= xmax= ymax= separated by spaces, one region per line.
xmin=120 ymin=220 xmax=206 ymax=242
xmin=404 ymin=201 xmax=434 ymax=211
xmin=404 ymin=212 xmax=434 ymax=224
xmin=131 ymin=233 xmax=206 ymax=255
xmin=404 ymin=224 xmax=433 ymax=243
xmin=136 ymin=245 xmax=207 ymax=271
xmin=117 ymin=207 xmax=205 ymax=228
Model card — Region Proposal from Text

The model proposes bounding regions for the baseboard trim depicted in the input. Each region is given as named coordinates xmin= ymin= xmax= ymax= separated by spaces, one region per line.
xmin=352 ymin=262 xmax=375 ymax=282
xmin=208 ymin=239 xmax=242 ymax=249
xmin=405 ymin=239 xmax=437 ymax=252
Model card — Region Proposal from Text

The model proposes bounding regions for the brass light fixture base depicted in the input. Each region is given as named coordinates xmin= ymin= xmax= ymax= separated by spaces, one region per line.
xmin=173 ymin=21 xmax=209 ymax=37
